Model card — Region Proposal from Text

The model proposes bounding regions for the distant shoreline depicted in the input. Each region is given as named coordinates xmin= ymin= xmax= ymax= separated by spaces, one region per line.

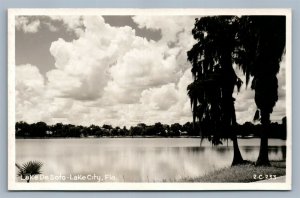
xmin=15 ymin=120 xmax=287 ymax=140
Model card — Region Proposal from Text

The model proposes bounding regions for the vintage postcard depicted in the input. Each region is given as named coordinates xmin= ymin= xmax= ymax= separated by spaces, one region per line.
xmin=8 ymin=9 xmax=292 ymax=190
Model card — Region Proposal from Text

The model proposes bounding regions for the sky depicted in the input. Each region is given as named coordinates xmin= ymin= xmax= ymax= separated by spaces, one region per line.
xmin=15 ymin=15 xmax=287 ymax=127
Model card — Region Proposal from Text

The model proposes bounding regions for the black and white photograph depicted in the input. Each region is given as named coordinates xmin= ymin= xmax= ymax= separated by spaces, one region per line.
xmin=7 ymin=9 xmax=291 ymax=190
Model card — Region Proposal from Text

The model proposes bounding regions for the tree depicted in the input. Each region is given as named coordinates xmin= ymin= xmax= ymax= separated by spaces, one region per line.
xmin=111 ymin=127 xmax=120 ymax=136
xmin=15 ymin=121 xmax=30 ymax=137
xmin=154 ymin=122 xmax=165 ymax=136
xmin=236 ymin=16 xmax=286 ymax=166
xmin=130 ymin=126 xmax=143 ymax=137
xmin=187 ymin=16 xmax=245 ymax=165
xmin=34 ymin=121 xmax=48 ymax=137
xmin=89 ymin=124 xmax=100 ymax=136
xmin=69 ymin=126 xmax=81 ymax=137
xmin=144 ymin=125 xmax=156 ymax=136
xmin=182 ymin=122 xmax=193 ymax=136
xmin=170 ymin=123 xmax=182 ymax=136
xmin=52 ymin=123 xmax=64 ymax=137
xmin=122 ymin=126 xmax=129 ymax=136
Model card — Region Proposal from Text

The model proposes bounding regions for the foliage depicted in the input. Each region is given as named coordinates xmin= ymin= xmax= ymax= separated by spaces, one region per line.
xmin=15 ymin=120 xmax=286 ymax=139
xmin=187 ymin=16 xmax=243 ymax=144
xmin=15 ymin=161 xmax=43 ymax=183
xmin=187 ymin=16 xmax=286 ymax=144
xmin=236 ymin=16 xmax=286 ymax=123
xmin=180 ymin=161 xmax=286 ymax=183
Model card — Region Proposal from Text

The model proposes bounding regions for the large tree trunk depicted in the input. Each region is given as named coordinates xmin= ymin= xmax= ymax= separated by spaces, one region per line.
xmin=256 ymin=132 xmax=270 ymax=166
xmin=256 ymin=111 xmax=271 ymax=166
xmin=214 ymin=55 xmax=245 ymax=166
xmin=231 ymin=136 xmax=244 ymax=166
xmin=228 ymin=89 xmax=245 ymax=166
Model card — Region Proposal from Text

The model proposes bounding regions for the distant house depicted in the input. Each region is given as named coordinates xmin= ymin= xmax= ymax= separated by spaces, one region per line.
xmin=180 ymin=131 xmax=188 ymax=136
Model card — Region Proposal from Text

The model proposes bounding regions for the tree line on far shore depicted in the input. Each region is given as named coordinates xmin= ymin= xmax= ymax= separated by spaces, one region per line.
xmin=15 ymin=117 xmax=286 ymax=139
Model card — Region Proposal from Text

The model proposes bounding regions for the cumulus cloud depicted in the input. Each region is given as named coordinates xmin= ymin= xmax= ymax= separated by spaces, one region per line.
xmin=48 ymin=16 xmax=85 ymax=36
xmin=271 ymin=58 xmax=287 ymax=122
xmin=15 ymin=15 xmax=286 ymax=126
xmin=15 ymin=15 xmax=86 ymax=34
xmin=15 ymin=16 xmax=41 ymax=33
xmin=48 ymin=16 xmax=136 ymax=100
xmin=105 ymin=45 xmax=181 ymax=104
xmin=16 ymin=15 xmax=196 ymax=126
xmin=16 ymin=64 xmax=46 ymax=122
xmin=140 ymin=83 xmax=179 ymax=110
xmin=43 ymin=22 xmax=58 ymax=32
xmin=132 ymin=16 xmax=195 ymax=45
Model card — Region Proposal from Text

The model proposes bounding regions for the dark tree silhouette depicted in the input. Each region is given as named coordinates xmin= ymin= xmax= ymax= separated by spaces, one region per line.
xmin=187 ymin=16 xmax=244 ymax=166
xmin=15 ymin=121 xmax=30 ymax=137
xmin=236 ymin=16 xmax=286 ymax=166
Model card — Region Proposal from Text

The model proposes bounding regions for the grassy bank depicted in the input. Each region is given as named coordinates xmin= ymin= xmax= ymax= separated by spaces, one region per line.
xmin=181 ymin=161 xmax=286 ymax=183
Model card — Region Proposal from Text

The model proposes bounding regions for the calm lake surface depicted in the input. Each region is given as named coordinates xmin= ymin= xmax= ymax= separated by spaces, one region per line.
xmin=16 ymin=138 xmax=286 ymax=182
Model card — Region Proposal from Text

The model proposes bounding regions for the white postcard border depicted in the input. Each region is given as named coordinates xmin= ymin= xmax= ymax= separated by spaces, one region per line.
xmin=7 ymin=8 xmax=292 ymax=191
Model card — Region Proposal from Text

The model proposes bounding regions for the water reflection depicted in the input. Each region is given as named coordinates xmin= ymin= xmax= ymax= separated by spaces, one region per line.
xmin=16 ymin=138 xmax=286 ymax=182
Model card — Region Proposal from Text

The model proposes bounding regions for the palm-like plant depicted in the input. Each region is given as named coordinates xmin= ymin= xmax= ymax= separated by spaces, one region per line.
xmin=236 ymin=16 xmax=286 ymax=166
xmin=16 ymin=161 xmax=43 ymax=183
xmin=187 ymin=16 xmax=245 ymax=166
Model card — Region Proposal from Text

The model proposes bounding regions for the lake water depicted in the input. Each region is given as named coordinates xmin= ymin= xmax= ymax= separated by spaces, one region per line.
xmin=15 ymin=138 xmax=286 ymax=182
